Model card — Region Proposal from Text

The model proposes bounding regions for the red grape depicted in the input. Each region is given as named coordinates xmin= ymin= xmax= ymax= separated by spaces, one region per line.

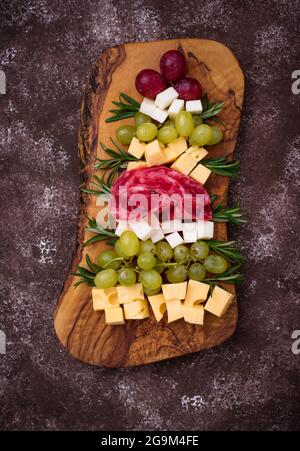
xmin=160 ymin=50 xmax=188 ymax=82
xmin=135 ymin=69 xmax=168 ymax=99
xmin=175 ymin=77 xmax=203 ymax=100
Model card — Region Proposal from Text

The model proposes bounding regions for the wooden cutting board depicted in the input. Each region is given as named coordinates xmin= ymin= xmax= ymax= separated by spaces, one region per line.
xmin=54 ymin=38 xmax=244 ymax=367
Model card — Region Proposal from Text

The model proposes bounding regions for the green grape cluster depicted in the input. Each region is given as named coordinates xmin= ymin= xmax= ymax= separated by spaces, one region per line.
xmin=92 ymin=231 xmax=230 ymax=291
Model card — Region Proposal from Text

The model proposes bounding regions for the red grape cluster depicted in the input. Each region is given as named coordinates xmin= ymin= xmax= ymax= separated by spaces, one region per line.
xmin=135 ymin=50 xmax=203 ymax=101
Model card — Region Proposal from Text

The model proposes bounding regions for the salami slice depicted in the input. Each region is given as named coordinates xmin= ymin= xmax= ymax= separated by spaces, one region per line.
xmin=110 ymin=166 xmax=212 ymax=221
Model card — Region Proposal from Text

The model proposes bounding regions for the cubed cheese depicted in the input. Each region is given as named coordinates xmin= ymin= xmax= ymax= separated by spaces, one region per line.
xmin=155 ymin=87 xmax=179 ymax=110
xmin=184 ymin=280 xmax=210 ymax=306
xmin=197 ymin=221 xmax=214 ymax=239
xmin=186 ymin=146 xmax=208 ymax=162
xmin=123 ymin=299 xmax=150 ymax=320
xmin=186 ymin=100 xmax=203 ymax=114
xmin=183 ymin=304 xmax=204 ymax=325
xmin=145 ymin=140 xmax=167 ymax=166
xmin=105 ymin=306 xmax=125 ymax=325
xmin=204 ymin=286 xmax=235 ymax=318
xmin=171 ymin=152 xmax=198 ymax=175
xmin=162 ymin=282 xmax=187 ymax=300
xmin=166 ymin=298 xmax=184 ymax=323
xmin=148 ymin=294 xmax=166 ymax=322
xmin=129 ymin=219 xmax=153 ymax=240
xmin=161 ymin=219 xmax=183 ymax=234
xmin=189 ymin=164 xmax=211 ymax=184
xmin=165 ymin=232 xmax=184 ymax=248
xmin=150 ymin=227 xmax=164 ymax=243
xmin=150 ymin=106 xmax=169 ymax=123
xmin=139 ymin=97 xmax=156 ymax=116
xmin=116 ymin=283 xmax=144 ymax=304
xmin=182 ymin=222 xmax=198 ymax=243
xmin=168 ymin=99 xmax=184 ymax=119
xmin=127 ymin=160 xmax=148 ymax=171
xmin=115 ymin=220 xmax=131 ymax=236
xmin=167 ymin=137 xmax=188 ymax=155
xmin=128 ymin=137 xmax=146 ymax=159
xmin=92 ymin=287 xmax=119 ymax=311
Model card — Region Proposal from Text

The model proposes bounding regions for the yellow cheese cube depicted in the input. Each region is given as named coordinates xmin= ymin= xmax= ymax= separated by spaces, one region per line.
xmin=116 ymin=283 xmax=144 ymax=304
xmin=186 ymin=146 xmax=208 ymax=162
xmin=184 ymin=280 xmax=210 ymax=307
xmin=166 ymin=298 xmax=184 ymax=323
xmin=164 ymin=137 xmax=187 ymax=163
xmin=123 ymin=299 xmax=150 ymax=320
xmin=189 ymin=164 xmax=212 ymax=185
xmin=92 ymin=287 xmax=119 ymax=311
xmin=148 ymin=294 xmax=166 ymax=322
xmin=128 ymin=137 xmax=146 ymax=159
xmin=162 ymin=282 xmax=187 ymax=301
xmin=127 ymin=160 xmax=148 ymax=171
xmin=105 ymin=306 xmax=125 ymax=325
xmin=204 ymin=286 xmax=235 ymax=318
xmin=171 ymin=152 xmax=198 ymax=175
xmin=183 ymin=304 xmax=204 ymax=325
xmin=145 ymin=140 xmax=167 ymax=166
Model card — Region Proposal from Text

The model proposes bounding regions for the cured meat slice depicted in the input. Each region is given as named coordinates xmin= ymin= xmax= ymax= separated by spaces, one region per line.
xmin=110 ymin=166 xmax=212 ymax=221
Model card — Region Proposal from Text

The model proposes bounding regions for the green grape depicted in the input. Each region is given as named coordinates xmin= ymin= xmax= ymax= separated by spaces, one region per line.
xmin=188 ymin=262 xmax=206 ymax=281
xmin=164 ymin=119 xmax=176 ymax=128
xmin=139 ymin=269 xmax=162 ymax=290
xmin=144 ymin=286 xmax=161 ymax=296
xmin=174 ymin=245 xmax=189 ymax=263
xmin=207 ymin=126 xmax=223 ymax=145
xmin=204 ymin=255 xmax=228 ymax=274
xmin=155 ymin=241 xmax=173 ymax=261
xmin=94 ymin=269 xmax=118 ymax=289
xmin=116 ymin=125 xmax=136 ymax=145
xmin=166 ymin=265 xmax=188 ymax=283
xmin=175 ymin=111 xmax=194 ymax=137
xmin=190 ymin=241 xmax=210 ymax=261
xmin=135 ymin=111 xmax=152 ymax=127
xmin=137 ymin=252 xmax=157 ymax=270
xmin=136 ymin=123 xmax=158 ymax=142
xmin=96 ymin=250 xmax=122 ymax=270
xmin=118 ymin=268 xmax=136 ymax=286
xmin=119 ymin=231 xmax=140 ymax=257
xmin=193 ymin=115 xmax=203 ymax=127
xmin=115 ymin=239 xmax=128 ymax=258
xmin=138 ymin=240 xmax=155 ymax=255
xmin=157 ymin=126 xmax=178 ymax=144
xmin=189 ymin=124 xmax=212 ymax=146
xmin=154 ymin=258 xmax=165 ymax=274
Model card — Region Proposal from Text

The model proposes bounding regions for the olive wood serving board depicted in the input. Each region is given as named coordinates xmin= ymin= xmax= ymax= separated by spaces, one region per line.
xmin=54 ymin=38 xmax=244 ymax=367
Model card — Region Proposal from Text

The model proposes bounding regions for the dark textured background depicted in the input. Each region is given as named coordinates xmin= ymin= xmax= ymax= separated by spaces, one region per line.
xmin=0 ymin=0 xmax=300 ymax=431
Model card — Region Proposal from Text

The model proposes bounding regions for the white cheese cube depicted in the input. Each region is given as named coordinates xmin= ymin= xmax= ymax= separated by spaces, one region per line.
xmin=139 ymin=97 xmax=156 ymax=116
xmin=197 ymin=221 xmax=214 ymax=239
xmin=168 ymin=99 xmax=184 ymax=119
xmin=155 ymin=87 xmax=179 ymax=110
xmin=186 ymin=100 xmax=203 ymax=114
xmin=150 ymin=227 xmax=164 ymax=243
xmin=182 ymin=222 xmax=198 ymax=243
xmin=129 ymin=220 xmax=153 ymax=241
xmin=150 ymin=106 xmax=169 ymax=124
xmin=161 ymin=219 xmax=183 ymax=234
xmin=165 ymin=232 xmax=184 ymax=248
xmin=115 ymin=220 xmax=131 ymax=236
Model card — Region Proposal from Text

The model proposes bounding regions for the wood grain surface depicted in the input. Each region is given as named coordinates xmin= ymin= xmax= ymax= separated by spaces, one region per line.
xmin=54 ymin=39 xmax=244 ymax=367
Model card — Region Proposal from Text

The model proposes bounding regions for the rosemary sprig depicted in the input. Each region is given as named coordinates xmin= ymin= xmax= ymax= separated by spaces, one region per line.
xmin=204 ymin=264 xmax=244 ymax=285
xmin=71 ymin=255 xmax=98 ymax=287
xmin=205 ymin=240 xmax=245 ymax=264
xmin=84 ymin=216 xmax=118 ymax=247
xmin=212 ymin=204 xmax=246 ymax=225
xmin=202 ymin=157 xmax=239 ymax=178
xmin=81 ymin=175 xmax=111 ymax=196
xmin=201 ymin=93 xmax=225 ymax=120
xmin=106 ymin=93 xmax=140 ymax=123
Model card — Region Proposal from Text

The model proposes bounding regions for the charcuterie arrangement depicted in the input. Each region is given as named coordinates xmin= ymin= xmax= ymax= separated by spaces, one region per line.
xmin=73 ymin=49 xmax=245 ymax=327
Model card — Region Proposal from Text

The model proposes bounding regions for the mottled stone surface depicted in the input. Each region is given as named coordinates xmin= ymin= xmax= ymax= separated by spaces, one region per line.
xmin=0 ymin=0 xmax=300 ymax=431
